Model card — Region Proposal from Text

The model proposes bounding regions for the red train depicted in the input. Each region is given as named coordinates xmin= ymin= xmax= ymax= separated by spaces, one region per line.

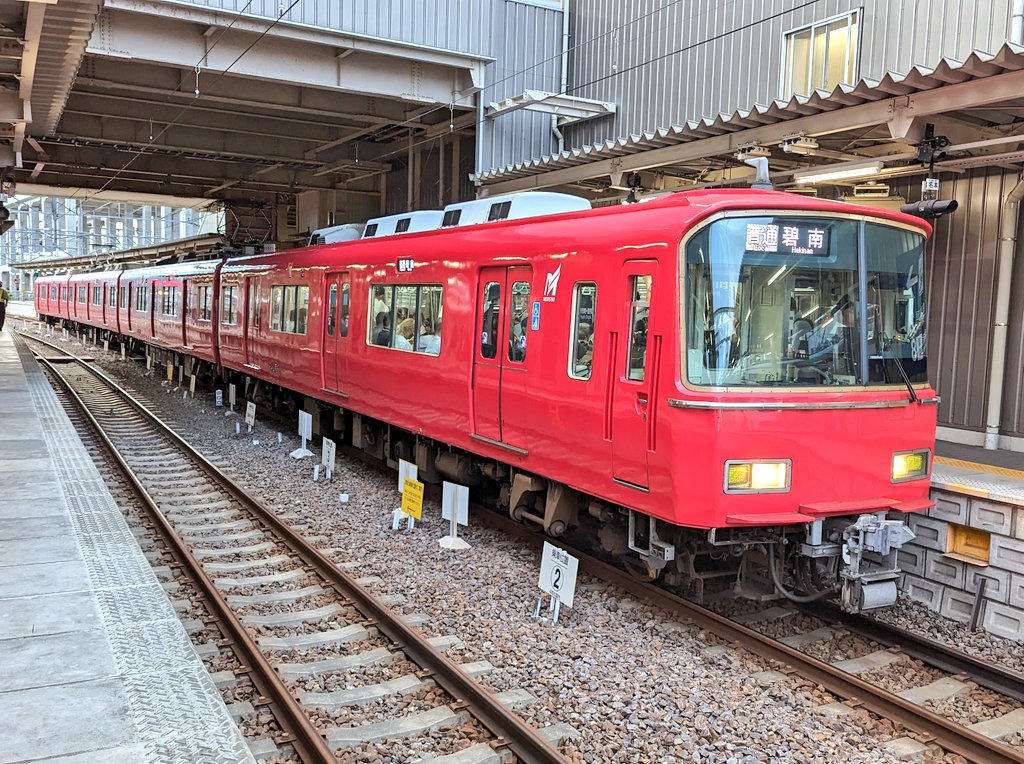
xmin=36 ymin=189 xmax=936 ymax=612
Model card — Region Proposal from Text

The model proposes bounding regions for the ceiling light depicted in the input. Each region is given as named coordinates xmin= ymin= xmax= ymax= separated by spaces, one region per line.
xmin=793 ymin=160 xmax=883 ymax=184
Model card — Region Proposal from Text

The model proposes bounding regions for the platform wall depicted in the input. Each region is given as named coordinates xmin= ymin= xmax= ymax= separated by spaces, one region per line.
xmin=900 ymin=489 xmax=1024 ymax=641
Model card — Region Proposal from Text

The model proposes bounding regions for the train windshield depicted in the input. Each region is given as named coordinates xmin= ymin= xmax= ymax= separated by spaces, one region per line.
xmin=684 ymin=215 xmax=927 ymax=387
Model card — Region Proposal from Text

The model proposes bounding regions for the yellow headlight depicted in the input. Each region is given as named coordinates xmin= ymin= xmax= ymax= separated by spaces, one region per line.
xmin=892 ymin=450 xmax=929 ymax=481
xmin=725 ymin=460 xmax=791 ymax=492
xmin=727 ymin=464 xmax=751 ymax=489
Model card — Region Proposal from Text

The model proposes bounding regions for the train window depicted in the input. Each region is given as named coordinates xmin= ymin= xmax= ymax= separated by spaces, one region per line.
xmin=390 ymin=285 xmax=415 ymax=349
xmin=249 ymin=281 xmax=260 ymax=327
xmin=107 ymin=287 xmax=116 ymax=308
xmin=78 ymin=286 xmax=86 ymax=303
xmin=507 ymin=281 xmax=530 ymax=363
xmin=119 ymin=286 xmax=126 ymax=308
xmin=441 ymin=209 xmax=461 ymax=227
xmin=162 ymin=286 xmax=179 ymax=316
xmin=92 ymin=286 xmax=101 ymax=305
xmin=135 ymin=285 xmax=149 ymax=312
xmin=340 ymin=284 xmax=350 ymax=337
xmin=480 ymin=281 xmax=501 ymax=359
xmin=570 ymin=283 xmax=597 ymax=380
xmin=222 ymin=285 xmax=238 ymax=325
xmin=197 ymin=286 xmax=212 ymax=321
xmin=369 ymin=283 xmax=443 ymax=355
xmin=395 ymin=217 xmax=411 ymax=233
xmin=364 ymin=223 xmax=379 ymax=237
xmin=626 ymin=275 xmax=651 ymax=381
xmin=487 ymin=201 xmax=512 ymax=222
xmin=370 ymin=285 xmax=395 ymax=345
xmin=269 ymin=285 xmax=309 ymax=334
xmin=327 ymin=284 xmax=337 ymax=336
xmin=50 ymin=286 xmax=56 ymax=299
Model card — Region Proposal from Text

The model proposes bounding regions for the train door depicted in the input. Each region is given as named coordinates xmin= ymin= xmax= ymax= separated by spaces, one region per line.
xmin=243 ymin=276 xmax=256 ymax=366
xmin=322 ymin=272 xmax=350 ymax=394
xmin=472 ymin=266 xmax=531 ymax=446
xmin=609 ymin=263 xmax=657 ymax=490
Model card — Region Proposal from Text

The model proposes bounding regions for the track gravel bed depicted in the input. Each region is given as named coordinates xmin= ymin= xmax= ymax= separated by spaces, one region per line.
xmin=25 ymin=323 xmax=1015 ymax=762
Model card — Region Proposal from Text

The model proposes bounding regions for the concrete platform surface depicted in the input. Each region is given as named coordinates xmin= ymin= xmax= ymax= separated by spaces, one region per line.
xmin=0 ymin=330 xmax=254 ymax=764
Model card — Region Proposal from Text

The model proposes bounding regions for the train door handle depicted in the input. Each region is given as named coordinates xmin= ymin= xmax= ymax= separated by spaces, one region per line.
xmin=636 ymin=392 xmax=648 ymax=419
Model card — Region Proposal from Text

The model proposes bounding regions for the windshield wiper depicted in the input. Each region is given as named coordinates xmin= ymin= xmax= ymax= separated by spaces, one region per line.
xmin=888 ymin=350 xmax=920 ymax=404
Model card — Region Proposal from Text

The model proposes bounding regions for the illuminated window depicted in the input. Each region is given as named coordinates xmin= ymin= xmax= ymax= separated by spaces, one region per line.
xmin=782 ymin=12 xmax=859 ymax=99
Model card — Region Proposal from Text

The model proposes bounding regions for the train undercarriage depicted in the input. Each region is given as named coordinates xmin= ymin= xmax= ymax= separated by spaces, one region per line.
xmin=51 ymin=323 xmax=916 ymax=615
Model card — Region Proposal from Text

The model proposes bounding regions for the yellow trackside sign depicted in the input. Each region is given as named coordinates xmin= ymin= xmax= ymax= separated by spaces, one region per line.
xmin=401 ymin=477 xmax=424 ymax=520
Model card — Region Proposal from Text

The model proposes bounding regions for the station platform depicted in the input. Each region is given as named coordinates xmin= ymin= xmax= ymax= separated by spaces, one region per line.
xmin=934 ymin=442 xmax=1024 ymax=505
xmin=0 ymin=330 xmax=254 ymax=763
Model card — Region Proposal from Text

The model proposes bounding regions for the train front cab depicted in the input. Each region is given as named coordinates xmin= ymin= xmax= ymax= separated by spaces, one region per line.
xmin=634 ymin=201 xmax=935 ymax=613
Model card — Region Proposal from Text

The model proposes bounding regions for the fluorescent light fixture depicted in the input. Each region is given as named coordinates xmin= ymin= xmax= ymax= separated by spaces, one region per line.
xmin=793 ymin=160 xmax=884 ymax=185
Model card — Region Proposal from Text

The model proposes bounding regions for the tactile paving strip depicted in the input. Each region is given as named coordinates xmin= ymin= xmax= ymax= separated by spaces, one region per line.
xmin=15 ymin=336 xmax=255 ymax=764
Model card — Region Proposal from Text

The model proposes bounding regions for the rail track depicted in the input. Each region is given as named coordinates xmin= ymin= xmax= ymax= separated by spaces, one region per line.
xmin=22 ymin=324 xmax=1024 ymax=763
xmin=472 ymin=514 xmax=1024 ymax=763
xmin=18 ymin=330 xmax=567 ymax=764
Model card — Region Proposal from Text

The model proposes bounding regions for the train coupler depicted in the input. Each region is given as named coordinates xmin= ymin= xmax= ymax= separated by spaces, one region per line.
xmin=837 ymin=512 xmax=915 ymax=613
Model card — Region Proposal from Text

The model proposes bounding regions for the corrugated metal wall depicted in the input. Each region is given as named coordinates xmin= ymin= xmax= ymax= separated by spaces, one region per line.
xmin=175 ymin=0 xmax=493 ymax=56
xmin=556 ymin=0 xmax=1014 ymax=159
xmin=478 ymin=0 xmax=565 ymax=171
xmin=891 ymin=168 xmax=1022 ymax=435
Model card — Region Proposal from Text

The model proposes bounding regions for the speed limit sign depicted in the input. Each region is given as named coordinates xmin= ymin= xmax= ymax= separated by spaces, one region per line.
xmin=538 ymin=542 xmax=579 ymax=609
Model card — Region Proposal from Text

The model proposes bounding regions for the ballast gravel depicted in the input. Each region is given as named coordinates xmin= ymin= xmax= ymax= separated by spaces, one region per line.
xmin=37 ymin=329 xmax=1012 ymax=763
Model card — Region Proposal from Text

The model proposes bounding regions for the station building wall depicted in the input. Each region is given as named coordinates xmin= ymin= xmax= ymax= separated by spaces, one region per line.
xmin=544 ymin=1 xmax=1014 ymax=169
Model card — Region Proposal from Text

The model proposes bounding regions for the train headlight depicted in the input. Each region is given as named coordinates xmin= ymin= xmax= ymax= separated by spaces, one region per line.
xmin=724 ymin=460 xmax=791 ymax=493
xmin=891 ymin=450 xmax=930 ymax=482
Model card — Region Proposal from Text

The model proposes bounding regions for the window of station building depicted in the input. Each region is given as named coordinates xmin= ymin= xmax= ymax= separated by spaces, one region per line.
xmin=441 ymin=209 xmax=462 ymax=227
xmin=222 ymin=284 xmax=238 ymax=325
xmin=197 ymin=285 xmax=212 ymax=321
xmin=368 ymin=283 xmax=443 ymax=355
xmin=487 ymin=201 xmax=512 ymax=222
xmin=162 ymin=286 xmax=179 ymax=316
xmin=782 ymin=11 xmax=859 ymax=99
xmin=269 ymin=284 xmax=309 ymax=334
xmin=569 ymin=283 xmax=597 ymax=380
xmin=507 ymin=281 xmax=530 ymax=363
xmin=480 ymin=281 xmax=501 ymax=359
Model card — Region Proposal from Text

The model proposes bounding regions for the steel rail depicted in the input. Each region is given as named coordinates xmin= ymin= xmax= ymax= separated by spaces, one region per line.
xmin=478 ymin=511 xmax=1024 ymax=764
xmin=25 ymin=333 xmax=566 ymax=764
xmin=34 ymin=352 xmax=339 ymax=764
xmin=801 ymin=601 xmax=1024 ymax=703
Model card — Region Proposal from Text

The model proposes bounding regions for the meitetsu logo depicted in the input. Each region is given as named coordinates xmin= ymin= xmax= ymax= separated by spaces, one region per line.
xmin=543 ymin=264 xmax=562 ymax=302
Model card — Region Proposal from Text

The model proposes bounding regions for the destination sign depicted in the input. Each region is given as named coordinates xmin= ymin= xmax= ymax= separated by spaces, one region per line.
xmin=744 ymin=221 xmax=830 ymax=256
